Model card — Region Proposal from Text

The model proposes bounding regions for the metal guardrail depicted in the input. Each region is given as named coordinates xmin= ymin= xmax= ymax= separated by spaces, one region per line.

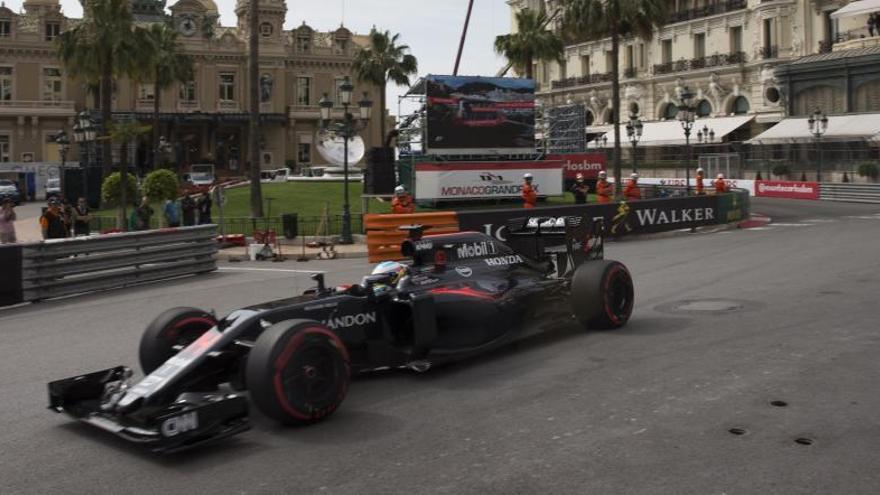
xmin=19 ymin=225 xmax=218 ymax=302
xmin=820 ymin=183 xmax=880 ymax=204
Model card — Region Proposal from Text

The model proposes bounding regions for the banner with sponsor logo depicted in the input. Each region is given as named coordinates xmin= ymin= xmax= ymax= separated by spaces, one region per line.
xmin=415 ymin=161 xmax=563 ymax=201
xmin=456 ymin=194 xmax=726 ymax=243
xmin=754 ymin=180 xmax=819 ymax=200
xmin=619 ymin=177 xmax=756 ymax=196
xmin=546 ymin=153 xmax=606 ymax=180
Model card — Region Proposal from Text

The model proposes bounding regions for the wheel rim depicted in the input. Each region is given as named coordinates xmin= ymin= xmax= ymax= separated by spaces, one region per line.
xmin=605 ymin=268 xmax=633 ymax=323
xmin=277 ymin=340 xmax=342 ymax=414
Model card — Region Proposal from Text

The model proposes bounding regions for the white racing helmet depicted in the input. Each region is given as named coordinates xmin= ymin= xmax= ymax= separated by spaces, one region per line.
xmin=523 ymin=173 xmax=533 ymax=180
xmin=370 ymin=261 xmax=407 ymax=286
xmin=394 ymin=185 xmax=406 ymax=195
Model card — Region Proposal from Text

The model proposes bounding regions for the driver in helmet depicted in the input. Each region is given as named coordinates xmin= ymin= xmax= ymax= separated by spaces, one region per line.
xmin=365 ymin=260 xmax=409 ymax=294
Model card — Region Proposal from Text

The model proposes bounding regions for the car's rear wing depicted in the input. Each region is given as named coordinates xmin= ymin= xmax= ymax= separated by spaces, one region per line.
xmin=505 ymin=215 xmax=604 ymax=277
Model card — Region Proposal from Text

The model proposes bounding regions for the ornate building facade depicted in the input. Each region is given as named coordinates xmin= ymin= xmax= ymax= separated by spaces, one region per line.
xmin=0 ymin=0 xmax=382 ymax=171
xmin=507 ymin=0 xmax=880 ymax=147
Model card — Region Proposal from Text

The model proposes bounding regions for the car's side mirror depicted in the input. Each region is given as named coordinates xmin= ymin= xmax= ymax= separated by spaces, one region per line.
xmin=310 ymin=273 xmax=327 ymax=293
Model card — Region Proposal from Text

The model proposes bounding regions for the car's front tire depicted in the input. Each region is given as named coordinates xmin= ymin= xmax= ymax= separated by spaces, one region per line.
xmin=246 ymin=319 xmax=350 ymax=425
xmin=570 ymin=260 xmax=634 ymax=329
xmin=139 ymin=307 xmax=217 ymax=374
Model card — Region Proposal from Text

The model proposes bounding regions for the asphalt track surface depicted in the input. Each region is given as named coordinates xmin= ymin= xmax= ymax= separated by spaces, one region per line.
xmin=1 ymin=198 xmax=880 ymax=494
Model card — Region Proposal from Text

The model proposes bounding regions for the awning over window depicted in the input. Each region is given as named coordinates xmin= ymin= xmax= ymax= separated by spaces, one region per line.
xmin=588 ymin=115 xmax=754 ymax=147
xmin=831 ymin=0 xmax=880 ymax=19
xmin=746 ymin=113 xmax=880 ymax=144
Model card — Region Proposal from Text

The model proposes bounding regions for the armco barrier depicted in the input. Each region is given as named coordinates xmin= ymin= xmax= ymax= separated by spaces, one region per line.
xmin=820 ymin=182 xmax=880 ymax=204
xmin=364 ymin=212 xmax=458 ymax=262
xmin=7 ymin=225 xmax=218 ymax=304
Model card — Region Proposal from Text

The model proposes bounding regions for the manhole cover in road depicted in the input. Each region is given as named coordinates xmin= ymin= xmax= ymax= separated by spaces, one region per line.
xmin=675 ymin=300 xmax=743 ymax=312
xmin=655 ymin=299 xmax=758 ymax=315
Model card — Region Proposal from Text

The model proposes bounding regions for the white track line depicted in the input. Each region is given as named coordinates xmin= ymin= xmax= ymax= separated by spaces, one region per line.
xmin=218 ymin=267 xmax=325 ymax=274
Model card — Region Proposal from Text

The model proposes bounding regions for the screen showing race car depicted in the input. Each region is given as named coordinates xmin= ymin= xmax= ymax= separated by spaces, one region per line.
xmin=425 ymin=75 xmax=535 ymax=155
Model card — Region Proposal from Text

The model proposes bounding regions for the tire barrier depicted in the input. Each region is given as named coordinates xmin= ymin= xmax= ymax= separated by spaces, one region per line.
xmin=364 ymin=191 xmax=750 ymax=262
xmin=0 ymin=225 xmax=218 ymax=306
xmin=364 ymin=212 xmax=459 ymax=262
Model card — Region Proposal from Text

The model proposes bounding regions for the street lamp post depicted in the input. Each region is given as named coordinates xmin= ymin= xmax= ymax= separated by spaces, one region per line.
xmin=55 ymin=130 xmax=70 ymax=201
xmin=73 ymin=111 xmax=97 ymax=206
xmin=807 ymin=108 xmax=828 ymax=182
xmin=625 ymin=112 xmax=643 ymax=174
xmin=318 ymin=76 xmax=373 ymax=245
xmin=677 ymin=86 xmax=697 ymax=195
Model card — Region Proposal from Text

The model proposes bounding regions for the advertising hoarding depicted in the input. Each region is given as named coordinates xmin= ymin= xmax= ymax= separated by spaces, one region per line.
xmin=415 ymin=161 xmax=563 ymax=201
xmin=546 ymin=153 xmax=606 ymax=180
xmin=755 ymin=180 xmax=819 ymax=200
xmin=425 ymin=75 xmax=535 ymax=155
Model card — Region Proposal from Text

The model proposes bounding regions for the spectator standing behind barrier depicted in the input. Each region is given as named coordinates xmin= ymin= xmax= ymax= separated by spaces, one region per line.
xmin=181 ymin=194 xmax=196 ymax=226
xmin=391 ymin=185 xmax=415 ymax=214
xmin=695 ymin=168 xmax=705 ymax=195
xmin=570 ymin=173 xmax=589 ymax=204
xmin=595 ymin=171 xmax=612 ymax=203
xmin=61 ymin=198 xmax=74 ymax=237
xmin=135 ymin=196 xmax=154 ymax=231
xmin=197 ymin=192 xmax=212 ymax=224
xmin=714 ymin=174 xmax=728 ymax=193
xmin=72 ymin=197 xmax=91 ymax=236
xmin=40 ymin=198 xmax=67 ymax=239
xmin=521 ymin=173 xmax=537 ymax=208
xmin=624 ymin=173 xmax=642 ymax=201
xmin=164 ymin=199 xmax=180 ymax=227
xmin=0 ymin=198 xmax=16 ymax=244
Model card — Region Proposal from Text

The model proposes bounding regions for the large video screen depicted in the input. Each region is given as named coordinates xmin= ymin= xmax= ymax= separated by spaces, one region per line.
xmin=425 ymin=75 xmax=535 ymax=155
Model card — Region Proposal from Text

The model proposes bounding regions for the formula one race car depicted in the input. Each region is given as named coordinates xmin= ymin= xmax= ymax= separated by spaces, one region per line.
xmin=48 ymin=215 xmax=634 ymax=453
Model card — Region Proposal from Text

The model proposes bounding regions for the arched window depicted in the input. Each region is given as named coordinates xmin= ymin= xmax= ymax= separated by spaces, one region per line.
xmin=697 ymin=100 xmax=712 ymax=117
xmin=662 ymin=103 xmax=678 ymax=120
xmin=733 ymin=96 xmax=750 ymax=115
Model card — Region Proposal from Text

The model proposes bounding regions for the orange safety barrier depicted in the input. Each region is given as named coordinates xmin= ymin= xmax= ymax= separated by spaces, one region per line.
xmin=364 ymin=212 xmax=459 ymax=262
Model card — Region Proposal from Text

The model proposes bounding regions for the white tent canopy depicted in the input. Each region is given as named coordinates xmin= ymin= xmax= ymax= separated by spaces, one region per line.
xmin=588 ymin=115 xmax=754 ymax=147
xmin=746 ymin=113 xmax=880 ymax=143
xmin=831 ymin=0 xmax=880 ymax=19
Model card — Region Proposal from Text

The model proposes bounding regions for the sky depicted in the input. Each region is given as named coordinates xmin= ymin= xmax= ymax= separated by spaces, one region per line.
xmin=5 ymin=0 xmax=513 ymax=116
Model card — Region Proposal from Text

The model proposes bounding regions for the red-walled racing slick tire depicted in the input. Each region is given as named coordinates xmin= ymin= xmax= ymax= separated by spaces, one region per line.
xmin=246 ymin=319 xmax=351 ymax=425
xmin=139 ymin=307 xmax=217 ymax=374
xmin=571 ymin=260 xmax=634 ymax=329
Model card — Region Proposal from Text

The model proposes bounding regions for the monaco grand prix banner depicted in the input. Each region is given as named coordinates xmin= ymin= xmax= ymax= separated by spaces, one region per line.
xmin=754 ymin=180 xmax=819 ymax=200
xmin=415 ymin=161 xmax=564 ymax=202
xmin=546 ymin=153 xmax=606 ymax=180
xmin=425 ymin=75 xmax=536 ymax=155
xmin=456 ymin=191 xmax=749 ymax=242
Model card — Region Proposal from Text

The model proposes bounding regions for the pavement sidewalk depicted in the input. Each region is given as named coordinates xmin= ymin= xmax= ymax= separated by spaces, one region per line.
xmin=217 ymin=241 xmax=368 ymax=261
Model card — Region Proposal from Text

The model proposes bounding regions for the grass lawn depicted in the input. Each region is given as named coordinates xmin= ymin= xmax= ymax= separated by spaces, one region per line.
xmin=95 ymin=182 xmax=595 ymax=219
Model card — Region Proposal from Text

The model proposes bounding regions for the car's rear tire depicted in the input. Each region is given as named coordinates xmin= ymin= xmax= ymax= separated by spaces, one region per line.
xmin=139 ymin=307 xmax=217 ymax=374
xmin=570 ymin=260 xmax=634 ymax=329
xmin=246 ymin=319 xmax=350 ymax=425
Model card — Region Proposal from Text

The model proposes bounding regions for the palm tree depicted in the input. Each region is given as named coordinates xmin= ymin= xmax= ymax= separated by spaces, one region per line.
xmin=57 ymin=0 xmax=144 ymax=179
xmin=494 ymin=8 xmax=564 ymax=80
xmin=562 ymin=0 xmax=668 ymax=194
xmin=144 ymin=24 xmax=194 ymax=170
xmin=352 ymin=28 xmax=418 ymax=142
xmin=248 ymin=0 xmax=263 ymax=217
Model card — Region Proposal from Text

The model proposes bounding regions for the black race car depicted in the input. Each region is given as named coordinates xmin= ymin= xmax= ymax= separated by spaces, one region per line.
xmin=48 ymin=215 xmax=635 ymax=453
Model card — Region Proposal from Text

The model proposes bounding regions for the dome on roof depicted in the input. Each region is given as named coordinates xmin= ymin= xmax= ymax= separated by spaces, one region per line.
xmin=196 ymin=0 xmax=217 ymax=13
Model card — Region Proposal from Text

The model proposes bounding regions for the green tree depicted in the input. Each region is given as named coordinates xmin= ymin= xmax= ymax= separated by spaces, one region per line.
xmin=143 ymin=169 xmax=180 ymax=227
xmin=104 ymin=121 xmax=151 ymax=229
xmin=494 ymin=8 xmax=564 ymax=80
xmin=56 ymin=0 xmax=148 ymax=179
xmin=143 ymin=24 xmax=194 ymax=170
xmin=562 ymin=0 xmax=668 ymax=194
xmin=353 ymin=28 xmax=418 ymax=142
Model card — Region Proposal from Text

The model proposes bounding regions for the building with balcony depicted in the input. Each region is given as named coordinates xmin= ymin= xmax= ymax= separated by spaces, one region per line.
xmin=508 ymin=0 xmax=880 ymax=160
xmin=0 ymin=0 xmax=383 ymax=173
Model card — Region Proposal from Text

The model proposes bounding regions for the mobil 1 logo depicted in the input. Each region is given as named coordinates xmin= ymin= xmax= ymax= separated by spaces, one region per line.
xmin=456 ymin=241 xmax=498 ymax=259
